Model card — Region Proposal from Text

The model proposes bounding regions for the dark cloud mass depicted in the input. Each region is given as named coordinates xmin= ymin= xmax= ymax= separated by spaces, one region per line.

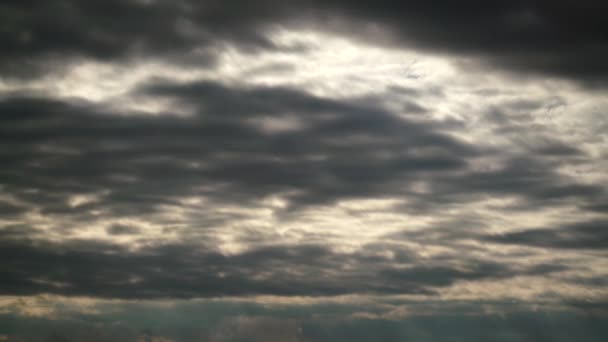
xmin=320 ymin=1 xmax=608 ymax=86
xmin=1 ymin=1 xmax=607 ymax=341
xmin=0 ymin=0 xmax=289 ymax=77
xmin=0 ymin=79 xmax=604 ymax=299
xmin=0 ymin=84 xmax=475 ymax=215
xmin=487 ymin=219 xmax=608 ymax=250
xmin=0 ymin=82 xmax=600 ymax=220
xmin=0 ymin=237 xmax=564 ymax=299
xmin=2 ymin=0 xmax=608 ymax=85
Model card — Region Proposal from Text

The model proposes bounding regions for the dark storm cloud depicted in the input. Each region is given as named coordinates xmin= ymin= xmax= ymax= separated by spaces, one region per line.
xmin=1 ymin=79 xmax=601 ymax=223
xmin=530 ymin=141 xmax=585 ymax=157
xmin=437 ymin=152 xmax=603 ymax=208
xmin=0 ymin=224 xmax=41 ymax=240
xmin=0 ymin=200 xmax=28 ymax=216
xmin=584 ymin=203 xmax=608 ymax=214
xmin=486 ymin=219 xmax=608 ymax=250
xmin=0 ymin=237 xmax=565 ymax=299
xmin=2 ymin=1 xmax=608 ymax=85
xmin=0 ymin=0 xmax=298 ymax=78
xmin=1 ymin=78 xmax=606 ymax=299
xmin=105 ymin=224 xmax=140 ymax=236
xmin=0 ymin=81 xmax=480 ymax=219
xmin=143 ymin=80 xmax=607 ymax=210
xmin=387 ymin=153 xmax=605 ymax=217
xmin=315 ymin=0 xmax=608 ymax=86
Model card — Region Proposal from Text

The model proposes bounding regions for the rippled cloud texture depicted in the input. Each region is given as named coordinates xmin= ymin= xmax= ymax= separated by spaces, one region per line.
xmin=1 ymin=1 xmax=607 ymax=341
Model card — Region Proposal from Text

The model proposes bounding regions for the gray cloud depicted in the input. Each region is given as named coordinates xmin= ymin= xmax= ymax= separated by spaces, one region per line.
xmin=2 ymin=81 xmax=601 ymax=223
xmin=486 ymin=219 xmax=608 ymax=250
xmin=2 ymin=1 xmax=608 ymax=86
xmin=0 ymin=82 xmax=479 ymax=218
xmin=0 ymin=236 xmax=568 ymax=299
xmin=1 ymin=77 xmax=605 ymax=300
xmin=315 ymin=1 xmax=608 ymax=87
xmin=105 ymin=224 xmax=141 ymax=236
xmin=0 ymin=0 xmax=297 ymax=78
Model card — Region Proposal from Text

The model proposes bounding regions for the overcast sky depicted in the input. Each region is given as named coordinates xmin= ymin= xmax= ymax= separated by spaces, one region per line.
xmin=1 ymin=1 xmax=608 ymax=341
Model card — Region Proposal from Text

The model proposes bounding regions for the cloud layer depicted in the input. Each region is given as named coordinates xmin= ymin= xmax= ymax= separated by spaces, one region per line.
xmin=1 ymin=1 xmax=607 ymax=340
xmin=3 ymin=1 xmax=608 ymax=86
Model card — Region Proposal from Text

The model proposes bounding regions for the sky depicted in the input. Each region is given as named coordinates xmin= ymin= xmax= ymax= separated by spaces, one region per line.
xmin=1 ymin=1 xmax=607 ymax=341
